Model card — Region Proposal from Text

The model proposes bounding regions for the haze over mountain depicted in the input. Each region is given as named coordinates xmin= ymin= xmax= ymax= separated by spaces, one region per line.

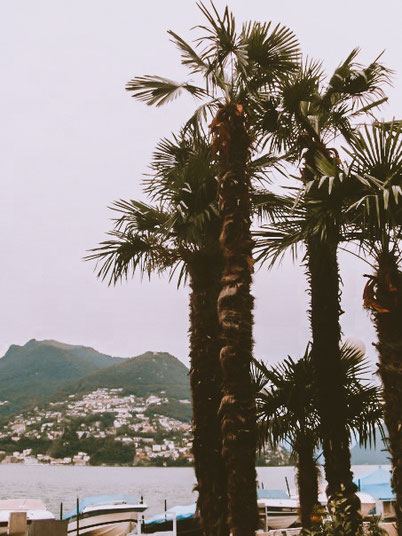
xmin=0 ymin=339 xmax=190 ymax=418
xmin=75 ymin=351 xmax=190 ymax=399
xmin=351 ymin=428 xmax=390 ymax=465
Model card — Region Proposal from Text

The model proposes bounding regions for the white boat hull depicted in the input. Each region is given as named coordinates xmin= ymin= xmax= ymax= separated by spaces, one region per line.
xmin=68 ymin=510 xmax=138 ymax=536
xmin=265 ymin=514 xmax=299 ymax=530
xmin=258 ymin=498 xmax=299 ymax=530
xmin=318 ymin=491 xmax=376 ymax=519
xmin=68 ymin=520 xmax=134 ymax=535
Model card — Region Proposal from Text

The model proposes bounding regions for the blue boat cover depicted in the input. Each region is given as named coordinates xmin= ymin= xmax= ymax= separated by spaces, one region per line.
xmin=63 ymin=495 xmax=140 ymax=520
xmin=144 ymin=504 xmax=197 ymax=526
xmin=257 ymin=489 xmax=289 ymax=500
xmin=354 ymin=468 xmax=394 ymax=500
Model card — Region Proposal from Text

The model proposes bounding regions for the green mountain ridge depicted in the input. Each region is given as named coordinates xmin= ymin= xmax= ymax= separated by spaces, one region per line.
xmin=74 ymin=351 xmax=190 ymax=399
xmin=0 ymin=340 xmax=190 ymax=419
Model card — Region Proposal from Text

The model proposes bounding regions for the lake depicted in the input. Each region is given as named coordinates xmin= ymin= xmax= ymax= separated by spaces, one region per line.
xmin=0 ymin=464 xmax=387 ymax=517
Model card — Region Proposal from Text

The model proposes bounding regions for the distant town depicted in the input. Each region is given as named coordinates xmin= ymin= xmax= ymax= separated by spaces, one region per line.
xmin=0 ymin=388 xmax=193 ymax=466
xmin=0 ymin=387 xmax=290 ymax=467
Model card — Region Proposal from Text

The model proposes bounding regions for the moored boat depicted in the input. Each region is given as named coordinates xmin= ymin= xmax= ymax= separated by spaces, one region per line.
xmin=142 ymin=504 xmax=200 ymax=536
xmin=316 ymin=490 xmax=376 ymax=519
xmin=0 ymin=499 xmax=55 ymax=535
xmin=64 ymin=495 xmax=147 ymax=536
xmin=257 ymin=489 xmax=299 ymax=530
xmin=354 ymin=468 xmax=396 ymax=520
xmin=143 ymin=493 xmax=300 ymax=535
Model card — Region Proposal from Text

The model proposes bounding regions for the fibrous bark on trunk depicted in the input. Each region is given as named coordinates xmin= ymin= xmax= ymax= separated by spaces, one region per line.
xmin=189 ymin=251 xmax=229 ymax=536
xmin=366 ymin=249 xmax=402 ymax=533
xmin=302 ymin=146 xmax=360 ymax=532
xmin=306 ymin=233 xmax=360 ymax=530
xmin=295 ymin=434 xmax=320 ymax=530
xmin=211 ymin=103 xmax=258 ymax=536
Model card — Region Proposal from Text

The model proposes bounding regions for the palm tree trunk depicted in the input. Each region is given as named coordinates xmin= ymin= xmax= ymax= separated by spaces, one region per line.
xmin=212 ymin=103 xmax=258 ymax=536
xmin=189 ymin=252 xmax=229 ymax=536
xmin=295 ymin=434 xmax=319 ymax=530
xmin=370 ymin=249 xmax=402 ymax=532
xmin=302 ymin=145 xmax=360 ymax=531
xmin=306 ymin=233 xmax=360 ymax=529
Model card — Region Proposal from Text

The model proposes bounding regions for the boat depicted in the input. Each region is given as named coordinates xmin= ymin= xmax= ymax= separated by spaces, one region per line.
xmin=64 ymin=495 xmax=148 ymax=536
xmin=142 ymin=490 xmax=299 ymax=535
xmin=143 ymin=492 xmax=300 ymax=535
xmin=257 ymin=489 xmax=299 ymax=530
xmin=0 ymin=499 xmax=55 ymax=535
xmin=142 ymin=504 xmax=200 ymax=536
xmin=316 ymin=490 xmax=376 ymax=519
xmin=354 ymin=468 xmax=396 ymax=520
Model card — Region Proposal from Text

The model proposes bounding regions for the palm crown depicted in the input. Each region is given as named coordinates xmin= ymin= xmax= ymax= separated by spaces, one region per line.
xmin=86 ymin=128 xmax=219 ymax=286
xmin=258 ymin=49 xmax=391 ymax=159
xmin=253 ymin=343 xmax=383 ymax=454
xmin=346 ymin=123 xmax=402 ymax=247
xmin=126 ymin=2 xmax=300 ymax=136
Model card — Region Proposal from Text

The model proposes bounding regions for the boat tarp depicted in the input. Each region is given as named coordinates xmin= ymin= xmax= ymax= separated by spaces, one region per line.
xmin=0 ymin=499 xmax=47 ymax=511
xmin=144 ymin=504 xmax=197 ymax=526
xmin=354 ymin=468 xmax=394 ymax=500
xmin=257 ymin=489 xmax=289 ymax=500
xmin=63 ymin=494 xmax=140 ymax=520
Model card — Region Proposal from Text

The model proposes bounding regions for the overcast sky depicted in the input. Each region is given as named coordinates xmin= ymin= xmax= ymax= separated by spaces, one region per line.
xmin=1 ymin=0 xmax=401 ymax=367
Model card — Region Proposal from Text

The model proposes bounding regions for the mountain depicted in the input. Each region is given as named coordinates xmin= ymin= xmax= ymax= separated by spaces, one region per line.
xmin=36 ymin=340 xmax=119 ymax=368
xmin=0 ymin=339 xmax=121 ymax=417
xmin=0 ymin=340 xmax=190 ymax=421
xmin=351 ymin=428 xmax=391 ymax=465
xmin=74 ymin=351 xmax=191 ymax=400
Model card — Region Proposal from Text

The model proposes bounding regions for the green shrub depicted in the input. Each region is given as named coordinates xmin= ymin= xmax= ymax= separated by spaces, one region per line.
xmin=306 ymin=497 xmax=387 ymax=536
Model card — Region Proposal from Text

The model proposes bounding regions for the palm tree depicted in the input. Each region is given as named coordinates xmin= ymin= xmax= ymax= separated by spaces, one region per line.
xmin=87 ymin=126 xmax=282 ymax=536
xmin=125 ymin=5 xmax=300 ymax=533
xmin=253 ymin=343 xmax=383 ymax=530
xmin=344 ymin=123 xmax=402 ymax=531
xmin=254 ymin=51 xmax=390 ymax=527
xmin=88 ymin=128 xmax=230 ymax=536
xmin=253 ymin=345 xmax=320 ymax=530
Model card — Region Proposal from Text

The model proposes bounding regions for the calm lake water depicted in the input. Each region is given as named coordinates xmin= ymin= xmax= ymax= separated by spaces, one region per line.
xmin=0 ymin=465 xmax=387 ymax=517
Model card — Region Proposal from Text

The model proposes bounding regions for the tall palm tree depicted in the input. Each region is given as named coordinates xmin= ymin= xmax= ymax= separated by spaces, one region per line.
xmin=87 ymin=127 xmax=282 ymax=536
xmin=345 ymin=124 xmax=402 ymax=531
xmin=88 ymin=129 xmax=230 ymax=536
xmin=254 ymin=51 xmax=390 ymax=527
xmin=253 ymin=343 xmax=383 ymax=530
xmin=125 ymin=5 xmax=300 ymax=534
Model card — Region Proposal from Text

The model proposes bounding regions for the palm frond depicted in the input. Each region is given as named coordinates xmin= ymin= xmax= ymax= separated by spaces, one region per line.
xmin=184 ymin=98 xmax=221 ymax=132
xmin=126 ymin=75 xmax=207 ymax=107
xmin=112 ymin=199 xmax=173 ymax=233
xmin=248 ymin=152 xmax=284 ymax=184
xmin=85 ymin=231 xmax=175 ymax=285
xmin=253 ymin=343 xmax=382 ymax=454
xmin=168 ymin=30 xmax=210 ymax=76
xmin=241 ymin=20 xmax=300 ymax=84
xmin=252 ymin=189 xmax=294 ymax=222
xmin=339 ymin=342 xmax=384 ymax=448
xmin=350 ymin=96 xmax=388 ymax=118
xmin=191 ymin=1 xmax=248 ymax=95
xmin=253 ymin=346 xmax=319 ymax=449
xmin=323 ymin=49 xmax=392 ymax=110
xmin=142 ymin=129 xmax=220 ymax=247
xmin=281 ymin=58 xmax=323 ymax=114
xmin=255 ymin=218 xmax=306 ymax=268
xmin=345 ymin=123 xmax=402 ymax=242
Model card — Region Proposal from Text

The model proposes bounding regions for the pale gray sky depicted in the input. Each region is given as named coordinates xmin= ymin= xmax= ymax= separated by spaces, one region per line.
xmin=1 ymin=0 xmax=401 ymax=366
